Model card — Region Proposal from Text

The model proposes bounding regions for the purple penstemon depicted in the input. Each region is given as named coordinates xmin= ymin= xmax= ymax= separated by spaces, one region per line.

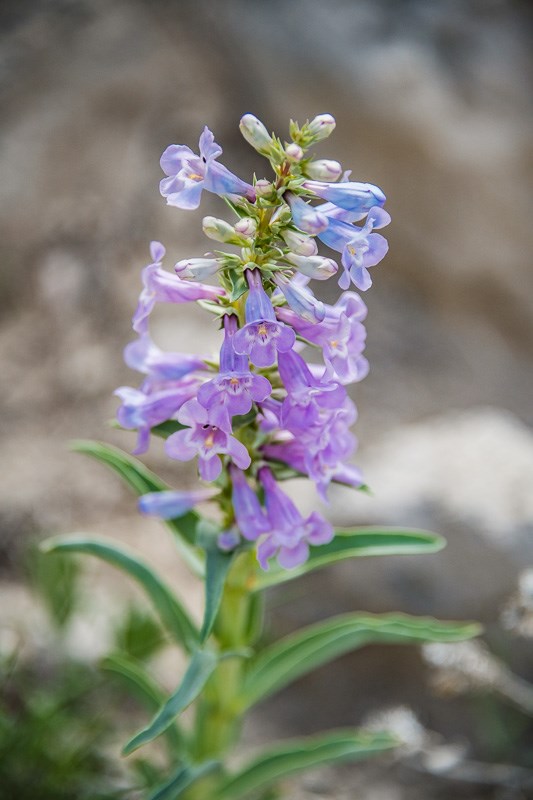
xmin=116 ymin=115 xmax=390 ymax=568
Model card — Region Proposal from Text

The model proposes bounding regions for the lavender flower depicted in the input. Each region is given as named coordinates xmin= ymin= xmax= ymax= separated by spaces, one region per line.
xmin=124 ymin=332 xmax=206 ymax=385
xmin=318 ymin=206 xmax=391 ymax=290
xmin=230 ymin=465 xmax=270 ymax=541
xmin=165 ymin=398 xmax=251 ymax=481
xmin=273 ymin=275 xmax=325 ymax=323
xmin=232 ymin=270 xmax=295 ymax=366
xmin=138 ymin=488 xmax=219 ymax=519
xmin=256 ymin=468 xmax=333 ymax=569
xmin=303 ymin=180 xmax=386 ymax=214
xmin=133 ymin=242 xmax=224 ymax=333
xmin=160 ymin=127 xmax=255 ymax=209
xmin=285 ymin=193 xmax=329 ymax=235
xmin=198 ymin=314 xmax=271 ymax=432
xmin=277 ymin=350 xmax=346 ymax=432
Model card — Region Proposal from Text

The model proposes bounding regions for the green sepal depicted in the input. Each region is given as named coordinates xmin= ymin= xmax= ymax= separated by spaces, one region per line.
xmin=241 ymin=612 xmax=482 ymax=709
xmin=218 ymin=729 xmax=398 ymax=800
xmin=41 ymin=535 xmax=199 ymax=653
xmin=251 ymin=527 xmax=446 ymax=591
xmin=123 ymin=648 xmax=219 ymax=755
xmin=146 ymin=760 xmax=220 ymax=800
xmin=70 ymin=440 xmax=204 ymax=576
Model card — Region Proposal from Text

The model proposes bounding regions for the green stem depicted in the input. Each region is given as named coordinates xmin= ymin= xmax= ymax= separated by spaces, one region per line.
xmin=184 ymin=551 xmax=263 ymax=799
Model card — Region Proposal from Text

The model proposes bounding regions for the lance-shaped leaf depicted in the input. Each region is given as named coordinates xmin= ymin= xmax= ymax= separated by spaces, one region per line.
xmin=102 ymin=654 xmax=182 ymax=753
xmin=70 ymin=440 xmax=204 ymax=576
xmin=123 ymin=648 xmax=218 ymax=755
xmin=42 ymin=536 xmax=199 ymax=653
xmin=242 ymin=613 xmax=481 ymax=708
xmin=146 ymin=760 xmax=219 ymax=800
xmin=200 ymin=545 xmax=234 ymax=643
xmin=252 ymin=528 xmax=445 ymax=590
xmin=218 ymin=729 xmax=398 ymax=799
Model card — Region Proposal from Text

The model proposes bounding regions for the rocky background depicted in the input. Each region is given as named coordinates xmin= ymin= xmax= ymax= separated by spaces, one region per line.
xmin=1 ymin=1 xmax=532 ymax=798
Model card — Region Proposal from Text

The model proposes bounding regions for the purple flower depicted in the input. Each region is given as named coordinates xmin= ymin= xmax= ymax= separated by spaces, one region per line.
xmin=277 ymin=350 xmax=346 ymax=433
xmin=274 ymin=275 xmax=325 ymax=323
xmin=165 ymin=398 xmax=251 ymax=481
xmin=124 ymin=333 xmax=206 ymax=386
xmin=218 ymin=527 xmax=241 ymax=552
xmin=232 ymin=270 xmax=295 ymax=367
xmin=132 ymin=242 xmax=224 ymax=333
xmin=230 ymin=465 xmax=270 ymax=541
xmin=160 ymin=127 xmax=255 ymax=209
xmin=285 ymin=252 xmax=338 ymax=280
xmin=198 ymin=315 xmax=271 ymax=432
xmin=115 ymin=377 xmax=199 ymax=455
xmin=138 ymin=488 xmax=219 ymax=519
xmin=303 ymin=180 xmax=386 ymax=214
xmin=276 ymin=292 xmax=369 ymax=384
xmin=317 ymin=206 xmax=391 ymax=291
xmin=256 ymin=468 xmax=333 ymax=570
xmin=285 ymin=193 xmax=329 ymax=235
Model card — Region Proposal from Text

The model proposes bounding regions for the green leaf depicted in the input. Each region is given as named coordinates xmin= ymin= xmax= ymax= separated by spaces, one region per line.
xmin=28 ymin=547 xmax=80 ymax=628
xmin=242 ymin=613 xmax=481 ymax=708
xmin=70 ymin=440 xmax=204 ymax=576
xmin=200 ymin=545 xmax=233 ymax=643
xmin=252 ymin=528 xmax=446 ymax=590
xmin=123 ymin=648 xmax=218 ymax=755
xmin=150 ymin=420 xmax=187 ymax=439
xmin=101 ymin=653 xmax=182 ymax=752
xmin=42 ymin=535 xmax=199 ymax=653
xmin=147 ymin=760 xmax=219 ymax=800
xmin=218 ymin=729 xmax=398 ymax=799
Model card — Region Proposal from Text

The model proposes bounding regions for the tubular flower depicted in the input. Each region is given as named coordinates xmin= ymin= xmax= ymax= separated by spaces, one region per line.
xmin=198 ymin=314 xmax=272 ymax=432
xmin=256 ymin=468 xmax=334 ymax=570
xmin=160 ymin=126 xmax=255 ymax=209
xmin=232 ymin=270 xmax=295 ymax=366
xmin=165 ymin=398 xmax=251 ymax=481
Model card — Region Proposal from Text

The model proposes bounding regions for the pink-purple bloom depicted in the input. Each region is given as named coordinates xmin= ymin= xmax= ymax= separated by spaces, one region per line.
xmin=256 ymin=467 xmax=333 ymax=569
xmin=198 ymin=314 xmax=271 ymax=432
xmin=165 ymin=398 xmax=251 ymax=481
xmin=230 ymin=465 xmax=270 ymax=542
xmin=133 ymin=242 xmax=224 ymax=333
xmin=303 ymin=179 xmax=386 ymax=214
xmin=160 ymin=127 xmax=256 ymax=209
xmin=124 ymin=333 xmax=206 ymax=386
xmin=233 ymin=270 xmax=295 ymax=367
xmin=138 ymin=488 xmax=219 ymax=519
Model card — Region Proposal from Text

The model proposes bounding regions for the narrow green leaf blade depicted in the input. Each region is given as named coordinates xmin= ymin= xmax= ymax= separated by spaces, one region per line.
xmin=70 ymin=440 xmax=203 ymax=575
xmin=253 ymin=528 xmax=446 ymax=590
xmin=42 ymin=535 xmax=199 ymax=653
xmin=123 ymin=648 xmax=218 ymax=755
xmin=101 ymin=654 xmax=182 ymax=752
xmin=147 ymin=760 xmax=219 ymax=800
xmin=243 ymin=613 xmax=481 ymax=708
xmin=218 ymin=729 xmax=397 ymax=800
xmin=200 ymin=546 xmax=233 ymax=643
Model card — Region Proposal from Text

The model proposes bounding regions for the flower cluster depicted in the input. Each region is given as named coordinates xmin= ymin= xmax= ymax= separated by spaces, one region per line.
xmin=116 ymin=114 xmax=390 ymax=570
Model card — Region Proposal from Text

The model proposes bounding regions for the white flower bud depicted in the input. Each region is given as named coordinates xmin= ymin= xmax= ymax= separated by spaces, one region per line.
xmin=202 ymin=216 xmax=242 ymax=244
xmin=305 ymin=159 xmax=342 ymax=181
xmin=175 ymin=257 xmax=220 ymax=280
xmin=281 ymin=228 xmax=318 ymax=256
xmin=254 ymin=179 xmax=274 ymax=197
xmin=234 ymin=217 xmax=258 ymax=237
xmin=307 ymin=113 xmax=336 ymax=141
xmin=285 ymin=143 xmax=304 ymax=161
xmin=239 ymin=114 xmax=272 ymax=153
xmin=286 ymin=253 xmax=338 ymax=280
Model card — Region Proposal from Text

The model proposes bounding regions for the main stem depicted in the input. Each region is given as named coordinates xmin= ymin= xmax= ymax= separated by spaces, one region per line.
xmin=184 ymin=550 xmax=263 ymax=798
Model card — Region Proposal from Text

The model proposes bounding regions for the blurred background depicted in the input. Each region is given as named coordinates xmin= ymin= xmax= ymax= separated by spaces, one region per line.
xmin=1 ymin=1 xmax=532 ymax=798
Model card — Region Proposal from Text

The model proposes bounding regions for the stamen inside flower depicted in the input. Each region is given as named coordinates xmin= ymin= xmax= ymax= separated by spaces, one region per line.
xmin=230 ymin=377 xmax=240 ymax=386
xmin=188 ymin=173 xmax=203 ymax=182
xmin=257 ymin=323 xmax=268 ymax=338
xmin=330 ymin=339 xmax=338 ymax=349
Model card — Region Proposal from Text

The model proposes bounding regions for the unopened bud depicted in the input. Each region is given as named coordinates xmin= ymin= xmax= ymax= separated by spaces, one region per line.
xmin=175 ymin=257 xmax=220 ymax=280
xmin=285 ymin=143 xmax=304 ymax=161
xmin=239 ymin=114 xmax=272 ymax=154
xmin=281 ymin=229 xmax=318 ymax=256
xmin=202 ymin=216 xmax=242 ymax=244
xmin=254 ymin=179 xmax=274 ymax=197
xmin=234 ymin=217 xmax=258 ymax=237
xmin=305 ymin=159 xmax=342 ymax=181
xmin=286 ymin=253 xmax=338 ymax=280
xmin=307 ymin=113 xmax=336 ymax=141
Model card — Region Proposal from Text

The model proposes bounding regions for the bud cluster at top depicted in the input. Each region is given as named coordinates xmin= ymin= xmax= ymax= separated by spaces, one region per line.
xmin=115 ymin=114 xmax=390 ymax=571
